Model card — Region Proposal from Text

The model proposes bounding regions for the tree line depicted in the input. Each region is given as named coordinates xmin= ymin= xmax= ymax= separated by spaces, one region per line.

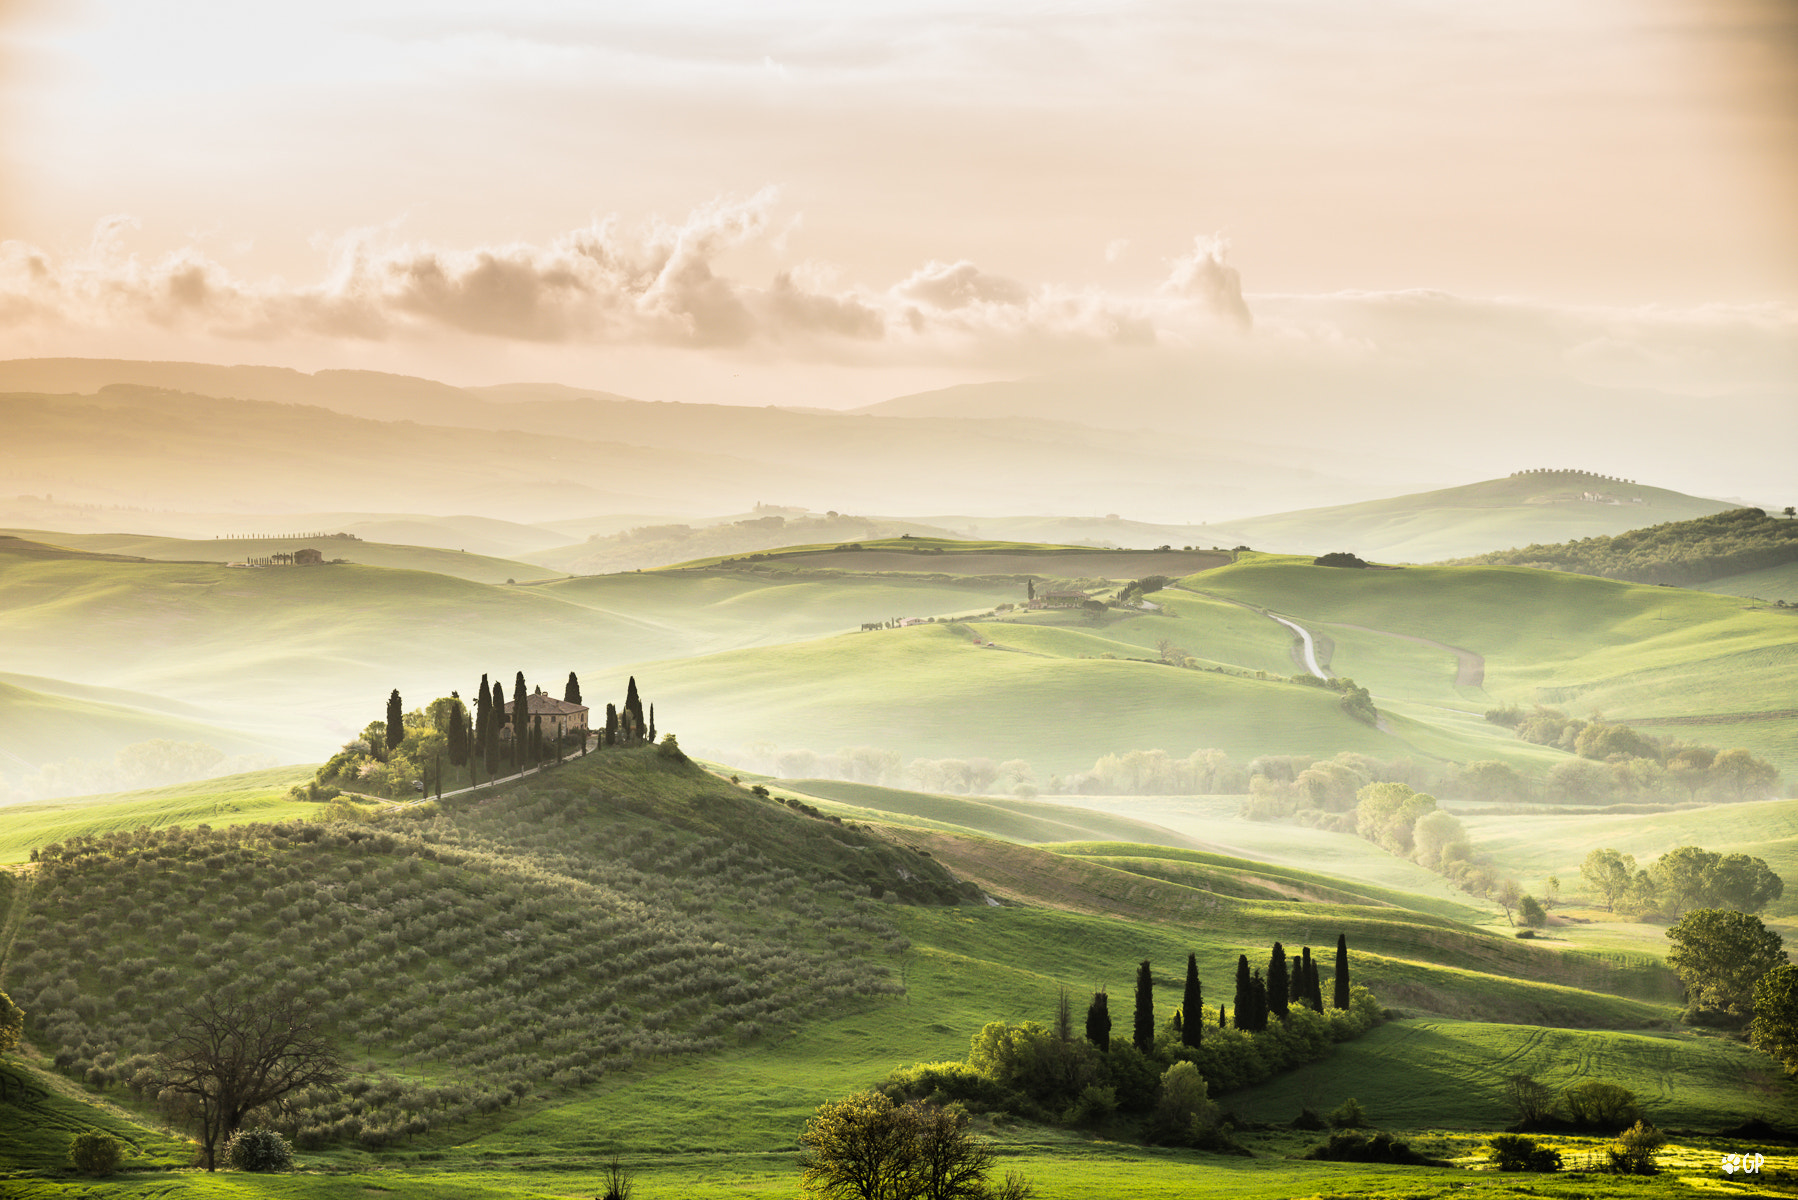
xmin=1482 ymin=708 xmax=1779 ymax=804
xmin=1452 ymin=506 xmax=1798 ymax=587
xmin=880 ymin=936 xmax=1380 ymax=1152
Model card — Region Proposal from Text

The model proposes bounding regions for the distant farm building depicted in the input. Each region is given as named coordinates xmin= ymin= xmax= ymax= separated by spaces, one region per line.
xmin=293 ymin=548 xmax=325 ymax=565
xmin=501 ymin=688 xmax=590 ymax=742
xmin=1032 ymin=590 xmax=1089 ymax=610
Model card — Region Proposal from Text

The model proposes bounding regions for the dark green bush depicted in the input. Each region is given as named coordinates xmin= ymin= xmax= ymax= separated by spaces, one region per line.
xmin=225 ymin=1128 xmax=293 ymax=1172
xmin=1559 ymin=1080 xmax=1640 ymax=1131
xmin=67 ymin=1130 xmax=124 ymax=1176
xmin=1488 ymin=1133 xmax=1562 ymax=1172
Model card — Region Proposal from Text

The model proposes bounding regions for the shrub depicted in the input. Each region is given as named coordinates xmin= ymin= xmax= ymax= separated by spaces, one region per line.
xmin=1064 ymin=1084 xmax=1117 ymax=1127
xmin=1606 ymin=1120 xmax=1666 ymax=1175
xmin=1290 ymin=1107 xmax=1327 ymax=1130
xmin=224 ymin=1128 xmax=294 ymax=1172
xmin=67 ymin=1130 xmax=124 ymax=1176
xmin=1488 ymin=1133 xmax=1562 ymax=1172
xmin=1305 ymin=1131 xmax=1435 ymax=1163
xmin=1329 ymin=1097 xmax=1369 ymax=1129
xmin=1559 ymin=1080 xmax=1639 ymax=1131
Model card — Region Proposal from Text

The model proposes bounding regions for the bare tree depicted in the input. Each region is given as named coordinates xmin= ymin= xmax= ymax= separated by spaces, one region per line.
xmin=156 ymin=991 xmax=345 ymax=1170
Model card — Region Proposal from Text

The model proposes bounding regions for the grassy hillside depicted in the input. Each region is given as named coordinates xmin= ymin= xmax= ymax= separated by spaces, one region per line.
xmin=1188 ymin=471 xmax=1736 ymax=563
xmin=0 ymin=678 xmax=276 ymax=769
xmin=1702 ymin=560 xmax=1798 ymax=603
xmin=2 ymin=528 xmax=560 ymax=585
xmin=1451 ymin=506 xmax=1798 ymax=586
xmin=0 ymin=766 xmax=317 ymax=863
xmin=1179 ymin=555 xmax=1798 ymax=777
xmin=2 ymin=751 xmax=1788 ymax=1196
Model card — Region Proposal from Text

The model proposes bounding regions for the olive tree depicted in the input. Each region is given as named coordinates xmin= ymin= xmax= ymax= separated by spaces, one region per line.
xmin=799 ymin=1091 xmax=1031 ymax=1200
xmin=156 ymin=991 xmax=345 ymax=1171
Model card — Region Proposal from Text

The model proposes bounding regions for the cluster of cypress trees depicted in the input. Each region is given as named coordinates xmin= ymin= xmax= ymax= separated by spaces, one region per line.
xmin=380 ymin=671 xmax=659 ymax=794
xmin=1083 ymin=935 xmax=1352 ymax=1051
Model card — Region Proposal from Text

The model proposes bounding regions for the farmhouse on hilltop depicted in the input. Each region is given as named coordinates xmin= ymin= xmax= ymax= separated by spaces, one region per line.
xmin=502 ymin=687 xmax=590 ymax=742
xmin=293 ymin=548 xmax=324 ymax=565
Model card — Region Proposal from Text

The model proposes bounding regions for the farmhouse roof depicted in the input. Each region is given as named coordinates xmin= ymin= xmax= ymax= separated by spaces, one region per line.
xmin=503 ymin=691 xmax=588 ymax=717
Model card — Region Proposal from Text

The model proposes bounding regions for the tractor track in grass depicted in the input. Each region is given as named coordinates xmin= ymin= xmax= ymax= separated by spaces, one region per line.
xmin=1327 ymin=622 xmax=1486 ymax=688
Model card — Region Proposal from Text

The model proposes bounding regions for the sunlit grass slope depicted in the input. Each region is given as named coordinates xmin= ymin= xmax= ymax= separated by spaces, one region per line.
xmin=1462 ymin=797 xmax=1798 ymax=925
xmin=0 ymin=766 xmax=317 ymax=863
xmin=1701 ymin=560 xmax=1798 ymax=602
xmin=1180 ymin=555 xmax=1798 ymax=774
xmin=1199 ymin=472 xmax=1733 ymax=564
xmin=0 ymin=678 xmax=273 ymax=766
xmin=0 ymin=527 xmax=560 ymax=584
xmin=646 ymin=622 xmax=1425 ymax=774
xmin=1223 ymin=1017 xmax=1798 ymax=1130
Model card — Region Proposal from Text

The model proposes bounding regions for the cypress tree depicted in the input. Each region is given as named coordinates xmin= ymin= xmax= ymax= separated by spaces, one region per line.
xmin=1308 ymin=954 xmax=1325 ymax=1011
xmin=1232 ymin=955 xmax=1252 ymax=1030
xmin=1268 ymin=942 xmax=1290 ymax=1020
xmin=1289 ymin=951 xmax=1305 ymax=1005
xmin=1334 ymin=933 xmax=1351 ymax=1010
xmin=565 ymin=671 xmax=582 ymax=705
xmin=447 ymin=692 xmax=468 ymax=768
xmin=605 ymin=703 xmax=618 ymax=747
xmin=1182 ymin=953 xmax=1203 ymax=1048
xmin=385 ymin=689 xmax=404 ymax=753
xmin=1171 ymin=1009 xmax=1182 ymax=1035
xmin=648 ymin=703 xmax=656 ymax=742
xmin=1085 ymin=991 xmax=1110 ymax=1053
xmin=1250 ymin=969 xmax=1270 ymax=1032
xmin=1218 ymin=1003 xmax=1226 ymax=1027
xmin=475 ymin=676 xmax=491 ymax=759
xmin=1133 ymin=960 xmax=1154 ymax=1054
xmin=512 ymin=673 xmax=527 ymax=767
xmin=485 ymin=672 xmax=502 ymax=776
xmin=624 ymin=676 xmax=643 ymax=741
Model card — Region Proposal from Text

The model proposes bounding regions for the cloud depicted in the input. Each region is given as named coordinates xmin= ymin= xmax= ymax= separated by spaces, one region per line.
xmin=1160 ymin=236 xmax=1252 ymax=330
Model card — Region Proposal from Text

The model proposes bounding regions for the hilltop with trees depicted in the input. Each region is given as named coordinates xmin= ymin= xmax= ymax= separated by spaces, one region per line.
xmin=1450 ymin=506 xmax=1798 ymax=588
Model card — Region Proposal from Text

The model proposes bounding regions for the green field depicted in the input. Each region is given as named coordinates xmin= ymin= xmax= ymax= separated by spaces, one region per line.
xmin=1 ymin=752 xmax=1789 ymax=1197
xmin=1702 ymin=561 xmax=1798 ymax=603
xmin=0 ymin=766 xmax=318 ymax=863
xmin=0 ymin=528 xmax=561 ymax=585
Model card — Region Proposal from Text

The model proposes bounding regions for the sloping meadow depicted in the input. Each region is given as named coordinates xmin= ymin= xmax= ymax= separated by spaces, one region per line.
xmin=3 ymin=751 xmax=965 ymax=1149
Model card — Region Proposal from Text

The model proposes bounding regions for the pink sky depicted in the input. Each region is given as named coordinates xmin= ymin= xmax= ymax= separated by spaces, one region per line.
xmin=1 ymin=0 xmax=1793 ymax=410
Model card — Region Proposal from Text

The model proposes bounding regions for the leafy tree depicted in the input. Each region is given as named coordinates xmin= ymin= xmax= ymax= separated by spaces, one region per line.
xmin=0 ymin=989 xmax=20 ymax=1056
xmin=798 ymin=1092 xmax=1027 ymax=1200
xmin=1084 ymin=991 xmax=1110 ymax=1053
xmin=1518 ymin=895 xmax=1547 ymax=928
xmin=1329 ymin=1097 xmax=1368 ymax=1128
xmin=1334 ymin=934 xmax=1350 ymax=1010
xmin=1494 ymin=879 xmax=1522 ymax=925
xmin=1710 ymin=748 xmax=1780 ymax=801
xmin=799 ymin=1091 xmax=915 ymax=1200
xmin=1267 ymin=943 xmax=1289 ymax=1019
xmin=1606 ymin=1120 xmax=1666 ymax=1175
xmin=385 ymin=689 xmax=404 ymax=753
xmin=1750 ymin=962 xmax=1798 ymax=1074
xmin=1559 ymin=1081 xmax=1639 ymax=1131
xmin=1506 ymin=1073 xmax=1553 ymax=1125
xmin=1581 ymin=848 xmax=1636 ymax=911
xmin=565 ymin=671 xmax=582 ymax=705
xmin=1133 ymin=961 xmax=1154 ymax=1053
xmin=155 ymin=990 xmax=345 ymax=1171
xmin=68 ymin=1130 xmax=124 ymax=1176
xmin=1666 ymin=909 xmax=1786 ymax=1016
xmin=1181 ymin=954 xmax=1202 ymax=1048
xmin=1542 ymin=876 xmax=1561 ymax=910
xmin=1354 ymin=782 xmax=1436 ymax=855
xmin=1152 ymin=1060 xmax=1219 ymax=1144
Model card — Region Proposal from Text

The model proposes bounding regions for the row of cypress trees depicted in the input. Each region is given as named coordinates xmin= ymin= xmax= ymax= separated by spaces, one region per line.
xmin=1082 ymin=934 xmax=1353 ymax=1053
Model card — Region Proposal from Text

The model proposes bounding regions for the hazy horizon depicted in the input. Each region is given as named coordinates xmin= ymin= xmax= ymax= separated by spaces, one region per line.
xmin=2 ymin=2 xmax=1793 ymax=460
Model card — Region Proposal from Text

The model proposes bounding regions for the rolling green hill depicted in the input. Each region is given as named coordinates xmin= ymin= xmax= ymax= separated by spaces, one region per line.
xmin=1177 ymin=554 xmax=1798 ymax=778
xmin=1196 ymin=471 xmax=1736 ymax=563
xmin=2 ymin=750 xmax=1788 ymax=1196
xmin=1 ymin=528 xmax=560 ymax=585
xmin=0 ymin=678 xmax=277 ymax=772
xmin=1450 ymin=506 xmax=1798 ymax=587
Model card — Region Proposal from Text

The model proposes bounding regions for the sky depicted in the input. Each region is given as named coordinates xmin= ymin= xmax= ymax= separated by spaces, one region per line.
xmin=0 ymin=0 xmax=1794 ymax=417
